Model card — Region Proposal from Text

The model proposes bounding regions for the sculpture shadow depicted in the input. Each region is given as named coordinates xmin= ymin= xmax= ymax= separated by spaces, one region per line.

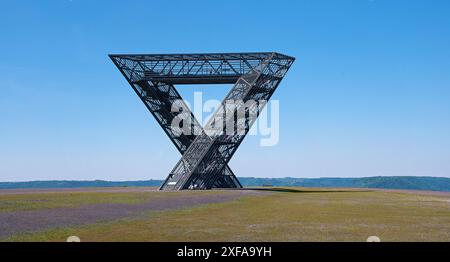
xmin=245 ymin=187 xmax=370 ymax=194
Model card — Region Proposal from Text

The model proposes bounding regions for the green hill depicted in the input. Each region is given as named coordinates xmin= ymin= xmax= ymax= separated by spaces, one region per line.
xmin=1 ymin=176 xmax=450 ymax=192
xmin=239 ymin=176 xmax=450 ymax=191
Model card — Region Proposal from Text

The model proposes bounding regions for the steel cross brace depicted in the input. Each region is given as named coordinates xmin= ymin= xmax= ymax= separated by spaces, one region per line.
xmin=109 ymin=52 xmax=294 ymax=190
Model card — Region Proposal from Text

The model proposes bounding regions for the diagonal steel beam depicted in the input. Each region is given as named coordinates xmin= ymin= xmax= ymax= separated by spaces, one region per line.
xmin=109 ymin=56 xmax=241 ymax=189
xmin=161 ymin=54 xmax=294 ymax=190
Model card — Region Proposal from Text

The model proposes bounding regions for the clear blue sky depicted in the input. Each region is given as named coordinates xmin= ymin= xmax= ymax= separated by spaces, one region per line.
xmin=1 ymin=0 xmax=450 ymax=182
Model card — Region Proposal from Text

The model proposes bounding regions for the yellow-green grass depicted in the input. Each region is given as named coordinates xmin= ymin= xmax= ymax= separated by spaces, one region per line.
xmin=0 ymin=188 xmax=227 ymax=212
xmin=3 ymin=188 xmax=450 ymax=242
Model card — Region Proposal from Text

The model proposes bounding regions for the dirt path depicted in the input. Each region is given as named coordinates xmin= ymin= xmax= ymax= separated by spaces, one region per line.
xmin=0 ymin=190 xmax=261 ymax=239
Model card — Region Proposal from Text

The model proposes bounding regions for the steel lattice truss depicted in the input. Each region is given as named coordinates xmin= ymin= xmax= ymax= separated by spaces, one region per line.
xmin=110 ymin=52 xmax=295 ymax=190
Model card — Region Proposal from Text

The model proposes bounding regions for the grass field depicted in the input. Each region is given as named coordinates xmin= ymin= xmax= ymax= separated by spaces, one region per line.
xmin=1 ymin=187 xmax=450 ymax=242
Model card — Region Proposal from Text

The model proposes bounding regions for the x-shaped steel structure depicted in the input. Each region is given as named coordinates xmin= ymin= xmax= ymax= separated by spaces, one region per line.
xmin=110 ymin=52 xmax=294 ymax=190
